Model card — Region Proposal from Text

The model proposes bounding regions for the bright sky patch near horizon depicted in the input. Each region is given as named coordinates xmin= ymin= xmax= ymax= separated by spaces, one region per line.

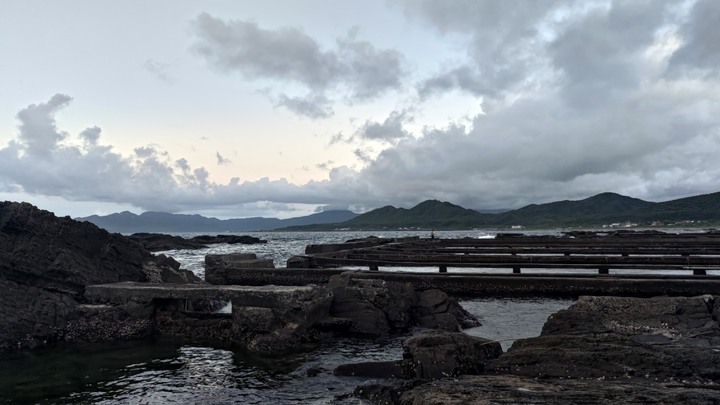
xmin=1 ymin=0 xmax=719 ymax=219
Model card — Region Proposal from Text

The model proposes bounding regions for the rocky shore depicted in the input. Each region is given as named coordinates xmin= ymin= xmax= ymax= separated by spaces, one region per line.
xmin=3 ymin=201 xmax=720 ymax=404
xmin=0 ymin=202 xmax=199 ymax=352
xmin=350 ymin=294 xmax=720 ymax=404
xmin=0 ymin=202 xmax=480 ymax=357
xmin=83 ymin=271 xmax=480 ymax=357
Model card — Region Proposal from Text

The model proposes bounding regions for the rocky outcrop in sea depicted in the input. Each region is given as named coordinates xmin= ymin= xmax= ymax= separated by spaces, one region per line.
xmin=0 ymin=201 xmax=199 ymax=352
xmin=127 ymin=233 xmax=267 ymax=252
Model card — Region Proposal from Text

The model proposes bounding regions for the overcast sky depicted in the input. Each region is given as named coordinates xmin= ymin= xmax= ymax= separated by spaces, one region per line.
xmin=1 ymin=0 xmax=719 ymax=219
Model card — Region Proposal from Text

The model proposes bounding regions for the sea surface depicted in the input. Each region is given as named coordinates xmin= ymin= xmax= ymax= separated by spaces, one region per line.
xmin=2 ymin=230 xmax=586 ymax=404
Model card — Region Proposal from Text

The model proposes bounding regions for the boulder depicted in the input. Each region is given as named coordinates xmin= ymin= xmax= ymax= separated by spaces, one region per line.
xmin=413 ymin=289 xmax=481 ymax=330
xmin=334 ymin=330 xmax=502 ymax=381
xmin=0 ymin=201 xmax=199 ymax=352
xmin=243 ymin=285 xmax=333 ymax=356
xmin=402 ymin=331 xmax=502 ymax=380
xmin=327 ymin=275 xmax=415 ymax=335
xmin=326 ymin=274 xmax=479 ymax=336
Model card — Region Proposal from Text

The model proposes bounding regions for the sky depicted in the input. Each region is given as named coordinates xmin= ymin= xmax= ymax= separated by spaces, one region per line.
xmin=1 ymin=0 xmax=719 ymax=219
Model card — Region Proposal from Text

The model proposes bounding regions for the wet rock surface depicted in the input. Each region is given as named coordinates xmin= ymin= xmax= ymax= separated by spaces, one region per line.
xmin=402 ymin=330 xmax=503 ymax=379
xmin=326 ymin=274 xmax=479 ymax=336
xmin=397 ymin=374 xmax=720 ymax=404
xmin=0 ymin=201 xmax=199 ymax=352
xmin=128 ymin=233 xmax=266 ymax=252
xmin=83 ymin=273 xmax=482 ymax=357
xmin=391 ymin=295 xmax=720 ymax=405
xmin=491 ymin=295 xmax=720 ymax=381
xmin=335 ymin=330 xmax=502 ymax=380
xmin=205 ymin=253 xmax=275 ymax=285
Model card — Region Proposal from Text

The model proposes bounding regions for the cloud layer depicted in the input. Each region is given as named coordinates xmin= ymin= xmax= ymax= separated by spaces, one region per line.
xmin=2 ymin=0 xmax=720 ymax=217
xmin=192 ymin=13 xmax=405 ymax=118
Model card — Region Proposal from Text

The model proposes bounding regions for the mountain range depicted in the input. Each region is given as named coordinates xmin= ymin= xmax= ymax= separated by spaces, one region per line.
xmin=77 ymin=191 xmax=720 ymax=233
xmin=77 ymin=210 xmax=358 ymax=233
xmin=282 ymin=191 xmax=720 ymax=230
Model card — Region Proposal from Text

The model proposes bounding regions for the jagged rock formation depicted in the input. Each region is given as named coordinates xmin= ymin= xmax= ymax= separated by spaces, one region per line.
xmin=0 ymin=201 xmax=199 ymax=352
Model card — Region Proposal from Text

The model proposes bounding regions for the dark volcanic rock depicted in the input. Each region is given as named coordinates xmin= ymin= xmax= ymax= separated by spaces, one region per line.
xmin=328 ymin=275 xmax=415 ymax=335
xmin=491 ymin=295 xmax=720 ymax=382
xmin=205 ymin=253 xmax=275 ymax=284
xmin=127 ymin=232 xmax=205 ymax=250
xmin=0 ymin=201 xmax=199 ymax=352
xmin=128 ymin=233 xmax=266 ymax=251
xmin=413 ymin=289 xmax=481 ymax=330
xmin=326 ymin=274 xmax=478 ymax=336
xmin=378 ymin=296 xmax=720 ymax=404
xmin=191 ymin=234 xmax=266 ymax=246
xmin=243 ymin=286 xmax=334 ymax=356
xmin=402 ymin=331 xmax=502 ymax=380
xmin=334 ymin=330 xmax=502 ymax=381
xmin=398 ymin=374 xmax=720 ymax=404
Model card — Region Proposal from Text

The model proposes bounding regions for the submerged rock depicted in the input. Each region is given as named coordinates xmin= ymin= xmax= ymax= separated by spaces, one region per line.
xmin=0 ymin=201 xmax=199 ymax=352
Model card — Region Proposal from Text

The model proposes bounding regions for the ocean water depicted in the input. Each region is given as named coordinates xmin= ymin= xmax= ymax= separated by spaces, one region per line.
xmin=2 ymin=230 xmax=578 ymax=404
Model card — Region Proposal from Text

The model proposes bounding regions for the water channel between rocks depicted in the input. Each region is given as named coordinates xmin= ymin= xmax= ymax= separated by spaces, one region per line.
xmin=3 ymin=230 xmax=580 ymax=403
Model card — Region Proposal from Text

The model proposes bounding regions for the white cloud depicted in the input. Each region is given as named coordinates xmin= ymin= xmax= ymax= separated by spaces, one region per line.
xmin=3 ymin=1 xmax=720 ymax=218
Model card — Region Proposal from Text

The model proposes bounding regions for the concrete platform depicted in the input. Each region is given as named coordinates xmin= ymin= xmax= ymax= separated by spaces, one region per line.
xmin=85 ymin=282 xmax=314 ymax=308
xmin=203 ymin=268 xmax=720 ymax=298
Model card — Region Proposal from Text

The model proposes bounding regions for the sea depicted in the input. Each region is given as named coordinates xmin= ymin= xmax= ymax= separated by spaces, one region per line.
xmin=2 ymin=230 xmax=585 ymax=404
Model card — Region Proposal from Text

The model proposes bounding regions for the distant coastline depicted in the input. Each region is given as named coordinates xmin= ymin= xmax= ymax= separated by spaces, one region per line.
xmin=75 ymin=191 xmax=720 ymax=233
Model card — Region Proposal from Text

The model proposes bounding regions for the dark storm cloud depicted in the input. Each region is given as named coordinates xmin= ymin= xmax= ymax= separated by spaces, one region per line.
xmin=399 ymin=0 xmax=560 ymax=102
xmin=193 ymin=13 xmax=341 ymax=89
xmin=192 ymin=13 xmax=405 ymax=117
xmin=667 ymin=0 xmax=720 ymax=77
xmin=335 ymin=33 xmax=405 ymax=100
xmin=4 ymin=1 xmax=720 ymax=216
xmin=363 ymin=0 xmax=720 ymax=208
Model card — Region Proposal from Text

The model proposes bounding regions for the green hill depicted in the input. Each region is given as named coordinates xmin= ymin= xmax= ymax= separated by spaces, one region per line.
xmin=490 ymin=192 xmax=654 ymax=227
xmin=281 ymin=191 xmax=720 ymax=231
xmin=339 ymin=200 xmax=492 ymax=229
xmin=622 ymin=191 xmax=720 ymax=224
